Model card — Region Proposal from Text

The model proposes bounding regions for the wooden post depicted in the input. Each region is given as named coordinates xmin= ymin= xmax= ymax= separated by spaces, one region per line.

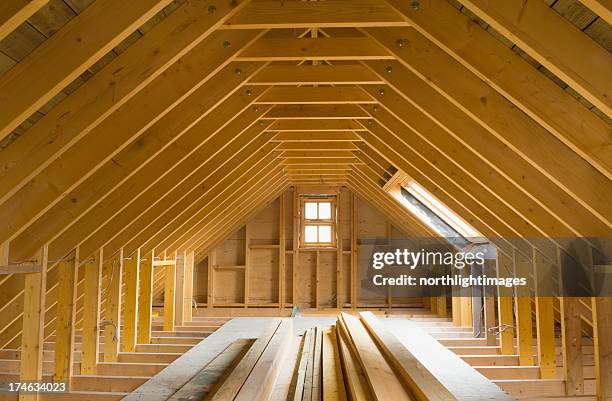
xmin=483 ymin=294 xmax=496 ymax=346
xmin=279 ymin=194 xmax=286 ymax=310
xmin=20 ymin=245 xmax=48 ymax=401
xmin=592 ymin=296 xmax=612 ymax=401
xmin=497 ymin=252 xmax=515 ymax=354
xmin=137 ymin=250 xmax=154 ymax=345
xmin=315 ymin=250 xmax=320 ymax=309
xmin=81 ymin=249 xmax=102 ymax=375
xmin=54 ymin=249 xmax=79 ymax=382
xmin=534 ymin=249 xmax=557 ymax=379
xmin=175 ymin=251 xmax=185 ymax=327
xmin=452 ymin=294 xmax=461 ymax=326
xmin=438 ymin=296 xmax=447 ymax=318
xmin=460 ymin=294 xmax=473 ymax=328
xmin=163 ymin=261 xmax=176 ymax=332
xmin=336 ymin=190 xmax=343 ymax=309
xmin=207 ymin=250 xmax=215 ymax=309
xmin=350 ymin=191 xmax=357 ymax=310
xmin=514 ymin=250 xmax=534 ymax=366
xmin=292 ymin=188 xmax=299 ymax=306
xmin=103 ymin=249 xmax=123 ymax=362
xmin=244 ymin=224 xmax=250 ymax=307
xmin=560 ymin=297 xmax=584 ymax=394
xmin=183 ymin=251 xmax=194 ymax=321
xmin=122 ymin=249 xmax=139 ymax=352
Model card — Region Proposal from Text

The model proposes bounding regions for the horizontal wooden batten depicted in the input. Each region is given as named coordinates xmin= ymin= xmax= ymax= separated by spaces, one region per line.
xmin=256 ymin=86 xmax=376 ymax=104
xmin=249 ymin=65 xmax=386 ymax=85
xmin=221 ymin=0 xmax=408 ymax=29
xmin=262 ymin=105 xmax=370 ymax=119
xmin=266 ymin=120 xmax=368 ymax=131
xmin=236 ymin=37 xmax=393 ymax=60
xmin=272 ymin=132 xmax=362 ymax=142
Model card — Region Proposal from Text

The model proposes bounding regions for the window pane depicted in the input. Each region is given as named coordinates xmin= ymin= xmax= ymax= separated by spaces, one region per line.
xmin=318 ymin=225 xmax=332 ymax=243
xmin=304 ymin=202 xmax=318 ymax=219
xmin=318 ymin=202 xmax=331 ymax=219
xmin=304 ymin=225 xmax=318 ymax=242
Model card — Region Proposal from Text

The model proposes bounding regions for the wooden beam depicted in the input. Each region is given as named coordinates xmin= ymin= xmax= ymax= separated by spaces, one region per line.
xmin=0 ymin=0 xmax=174 ymax=142
xmin=183 ymin=251 xmax=194 ymax=321
xmin=174 ymin=251 xmax=184 ymax=326
xmin=364 ymin=18 xmax=612 ymax=180
xmin=121 ymin=249 xmax=139 ymax=353
xmin=163 ymin=261 xmax=176 ymax=331
xmin=268 ymin=120 xmax=368 ymax=132
xmin=279 ymin=193 xmax=285 ymax=309
xmin=273 ymin=132 xmax=362 ymax=142
xmin=19 ymin=245 xmax=48 ymax=401
xmin=515 ymin=248 xmax=534 ymax=366
xmin=278 ymin=142 xmax=358 ymax=151
xmin=257 ymin=86 xmax=375 ymax=105
xmin=0 ymin=7 xmax=259 ymax=209
xmin=237 ymin=37 xmax=392 ymax=61
xmin=53 ymin=249 xmax=78 ymax=382
xmin=222 ymin=0 xmax=408 ymax=29
xmin=103 ymin=249 xmax=123 ymax=362
xmin=498 ymin=253 xmax=516 ymax=355
xmin=535 ymin=296 xmax=556 ymax=379
xmin=263 ymin=105 xmax=369 ymax=120
xmin=359 ymin=66 xmax=610 ymax=237
xmin=0 ymin=262 xmax=41 ymax=274
xmin=454 ymin=0 xmax=612 ymax=117
xmin=250 ymin=65 xmax=385 ymax=85
xmin=560 ymin=297 xmax=584 ymax=394
xmin=81 ymin=249 xmax=102 ymax=374
xmin=137 ymin=250 xmax=154 ymax=344
xmin=592 ymin=296 xmax=612 ymax=401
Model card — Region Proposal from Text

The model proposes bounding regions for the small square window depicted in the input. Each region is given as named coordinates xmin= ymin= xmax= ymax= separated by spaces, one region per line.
xmin=318 ymin=225 xmax=331 ymax=243
xmin=318 ymin=202 xmax=331 ymax=219
xmin=304 ymin=225 xmax=318 ymax=243
xmin=305 ymin=202 xmax=318 ymax=219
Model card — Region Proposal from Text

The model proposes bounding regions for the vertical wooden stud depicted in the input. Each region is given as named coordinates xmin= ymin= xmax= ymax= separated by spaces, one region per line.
xmin=350 ymin=191 xmax=357 ymax=310
xmin=452 ymin=294 xmax=462 ymax=327
xmin=292 ymin=188 xmax=299 ymax=306
xmin=514 ymin=250 xmax=534 ymax=366
xmin=81 ymin=249 xmax=102 ymax=375
xmin=592 ymin=296 xmax=612 ymax=401
xmin=534 ymin=249 xmax=557 ymax=379
xmin=207 ymin=250 xmax=215 ymax=309
xmin=174 ymin=251 xmax=185 ymax=327
xmin=279 ymin=194 xmax=286 ymax=310
xmin=336 ymin=190 xmax=343 ymax=309
xmin=164 ymin=262 xmax=176 ymax=332
xmin=103 ymin=249 xmax=123 ymax=362
xmin=244 ymin=224 xmax=250 ymax=307
xmin=137 ymin=250 xmax=154 ymax=345
xmin=184 ymin=251 xmax=194 ymax=321
xmin=497 ymin=252 xmax=515 ymax=354
xmin=560 ymin=296 xmax=584 ymax=394
xmin=315 ymin=250 xmax=320 ymax=309
xmin=122 ymin=249 xmax=139 ymax=352
xmin=54 ymin=249 xmax=78 ymax=381
xmin=19 ymin=245 xmax=48 ymax=401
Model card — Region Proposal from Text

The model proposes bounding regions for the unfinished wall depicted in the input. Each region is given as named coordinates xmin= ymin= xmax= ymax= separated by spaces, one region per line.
xmin=158 ymin=186 xmax=425 ymax=314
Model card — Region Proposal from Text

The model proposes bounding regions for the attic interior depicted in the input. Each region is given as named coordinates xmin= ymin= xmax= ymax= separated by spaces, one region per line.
xmin=0 ymin=0 xmax=611 ymax=400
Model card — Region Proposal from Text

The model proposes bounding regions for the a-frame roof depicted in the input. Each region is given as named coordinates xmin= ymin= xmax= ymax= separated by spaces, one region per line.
xmin=0 ymin=0 xmax=610 ymax=269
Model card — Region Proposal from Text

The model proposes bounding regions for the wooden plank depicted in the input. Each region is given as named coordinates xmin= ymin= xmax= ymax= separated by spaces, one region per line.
xmin=237 ymin=37 xmax=392 ymax=61
xmin=292 ymin=329 xmax=313 ymax=401
xmin=0 ymin=0 xmax=174 ymax=142
xmin=183 ymin=251 xmax=194 ymax=322
xmin=19 ymin=245 xmax=48 ymax=401
xmin=279 ymin=194 xmax=285 ymax=309
xmin=210 ymin=319 xmax=281 ymax=401
xmin=0 ymin=0 xmax=49 ymax=41
xmin=174 ymin=251 xmax=185 ymax=326
xmin=515 ymin=295 xmax=534 ymax=366
xmin=292 ymin=189 xmax=299 ymax=306
xmin=592 ymin=296 xmax=612 ymax=401
xmin=560 ymin=296 xmax=584 ymax=394
xmin=103 ymin=249 xmax=123 ymax=362
xmin=535 ymin=296 xmax=557 ymax=379
xmin=457 ymin=0 xmax=612 ymax=117
xmin=259 ymin=87 xmax=375 ymax=105
xmin=53 ymin=249 xmax=78 ymax=382
xmin=340 ymin=312 xmax=414 ymax=401
xmin=163 ymin=262 xmax=176 ymax=331
xmin=336 ymin=322 xmax=374 ymax=401
xmin=322 ymin=327 xmax=347 ymax=401
xmin=250 ymin=65 xmax=385 ymax=85
xmin=223 ymin=0 xmax=408 ymax=29
xmin=137 ymin=250 xmax=154 ymax=345
xmin=245 ymin=224 xmax=250 ymax=307
xmin=350 ymin=192 xmax=357 ymax=309
xmin=268 ymin=120 xmax=367 ymax=131
xmin=274 ymin=132 xmax=362 ymax=142
xmin=337 ymin=191 xmax=343 ymax=309
xmin=0 ymin=262 xmax=41 ymax=274
xmin=81 ymin=249 xmax=102 ymax=374
xmin=312 ymin=326 xmax=323 ymax=401
xmin=122 ymin=249 xmax=139 ymax=353
xmin=359 ymin=312 xmax=456 ymax=401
